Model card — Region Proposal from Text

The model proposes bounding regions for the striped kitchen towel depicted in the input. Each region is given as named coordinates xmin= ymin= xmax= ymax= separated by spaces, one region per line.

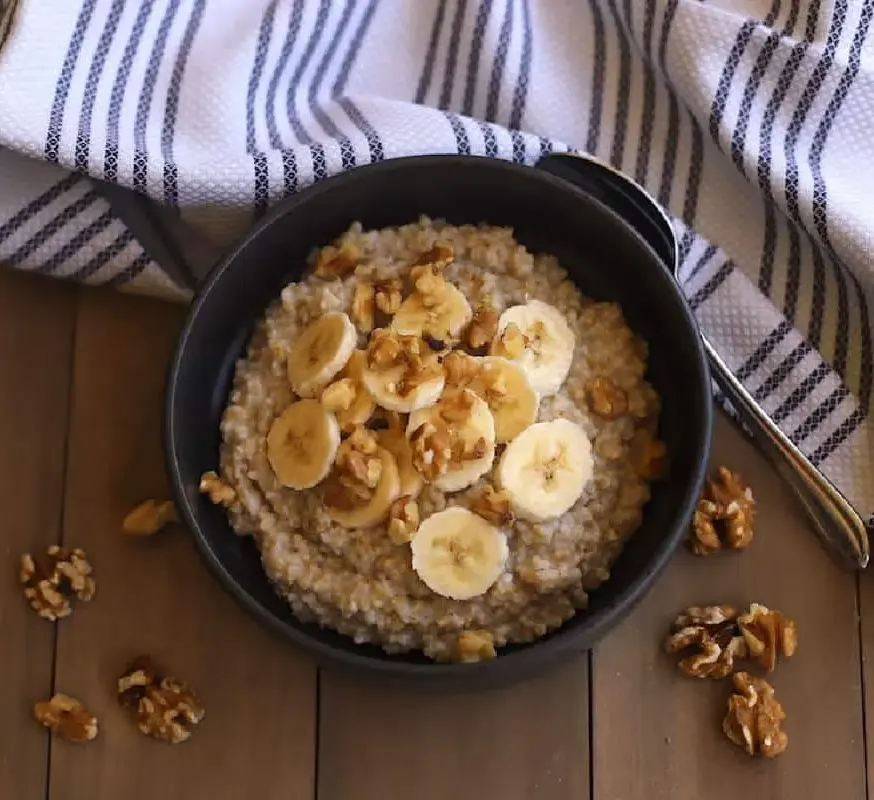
xmin=0 ymin=0 xmax=872 ymax=517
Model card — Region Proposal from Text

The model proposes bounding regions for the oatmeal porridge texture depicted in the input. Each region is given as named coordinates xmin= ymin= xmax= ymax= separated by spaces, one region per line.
xmin=214 ymin=217 xmax=664 ymax=663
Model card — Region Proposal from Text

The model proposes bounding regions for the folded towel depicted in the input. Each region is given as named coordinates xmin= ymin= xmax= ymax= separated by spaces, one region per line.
xmin=0 ymin=0 xmax=871 ymax=516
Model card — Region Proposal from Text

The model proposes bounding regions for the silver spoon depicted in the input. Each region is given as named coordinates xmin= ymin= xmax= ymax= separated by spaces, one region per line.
xmin=541 ymin=152 xmax=870 ymax=570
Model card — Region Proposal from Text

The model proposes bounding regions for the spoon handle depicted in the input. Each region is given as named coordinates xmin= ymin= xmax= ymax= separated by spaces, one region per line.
xmin=705 ymin=336 xmax=869 ymax=569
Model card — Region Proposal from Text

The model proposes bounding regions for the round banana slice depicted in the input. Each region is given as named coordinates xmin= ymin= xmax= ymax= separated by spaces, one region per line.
xmin=497 ymin=418 xmax=593 ymax=521
xmin=287 ymin=312 xmax=357 ymax=398
xmin=469 ymin=356 xmax=540 ymax=443
xmin=326 ymin=447 xmax=401 ymax=529
xmin=376 ymin=427 xmax=425 ymax=498
xmin=406 ymin=389 xmax=496 ymax=492
xmin=411 ymin=507 xmax=509 ymax=600
xmin=362 ymin=364 xmax=445 ymax=413
xmin=490 ymin=299 xmax=575 ymax=397
xmin=267 ymin=399 xmax=341 ymax=489
xmin=391 ymin=283 xmax=473 ymax=343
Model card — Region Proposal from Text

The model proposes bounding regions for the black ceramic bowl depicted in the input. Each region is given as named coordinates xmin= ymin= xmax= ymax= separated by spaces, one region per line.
xmin=166 ymin=154 xmax=712 ymax=687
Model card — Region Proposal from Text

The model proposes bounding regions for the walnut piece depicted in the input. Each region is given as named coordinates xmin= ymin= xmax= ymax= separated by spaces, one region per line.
xmin=199 ymin=471 xmax=237 ymax=506
xmin=117 ymin=656 xmax=205 ymax=744
xmin=589 ymin=376 xmax=628 ymax=419
xmin=374 ymin=278 xmax=404 ymax=315
xmin=664 ymin=605 xmax=747 ymax=679
xmin=409 ymin=421 xmax=453 ymax=481
xmin=465 ymin=305 xmax=498 ymax=352
xmin=313 ymin=242 xmax=360 ymax=278
xmin=324 ymin=427 xmax=383 ymax=509
xmin=689 ymin=466 xmax=755 ymax=555
xmin=365 ymin=329 xmax=443 ymax=398
xmin=351 ymin=282 xmax=375 ymax=333
xmin=469 ymin=485 xmax=515 ymax=526
xmin=387 ymin=496 xmax=420 ymax=544
xmin=20 ymin=546 xmax=96 ymax=621
xmin=629 ymin=429 xmax=669 ymax=480
xmin=455 ymin=629 xmax=497 ymax=663
xmin=737 ymin=603 xmax=797 ymax=672
xmin=723 ymin=671 xmax=788 ymax=758
xmin=321 ymin=378 xmax=357 ymax=413
xmin=411 ymin=243 xmax=454 ymax=271
xmin=442 ymin=350 xmax=481 ymax=388
xmin=410 ymin=262 xmax=448 ymax=308
xmin=122 ymin=499 xmax=178 ymax=537
xmin=33 ymin=694 xmax=98 ymax=742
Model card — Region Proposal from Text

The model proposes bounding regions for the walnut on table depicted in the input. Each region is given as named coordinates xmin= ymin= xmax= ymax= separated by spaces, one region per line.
xmin=117 ymin=656 xmax=205 ymax=744
xmin=122 ymin=499 xmax=178 ymax=537
xmin=664 ymin=605 xmax=747 ymax=679
xmin=689 ymin=466 xmax=755 ymax=555
xmin=737 ymin=603 xmax=797 ymax=672
xmin=19 ymin=546 xmax=96 ymax=621
xmin=33 ymin=693 xmax=99 ymax=742
xmin=723 ymin=671 xmax=788 ymax=758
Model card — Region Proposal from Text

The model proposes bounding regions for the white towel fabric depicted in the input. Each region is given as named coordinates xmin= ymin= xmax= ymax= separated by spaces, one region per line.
xmin=0 ymin=0 xmax=872 ymax=518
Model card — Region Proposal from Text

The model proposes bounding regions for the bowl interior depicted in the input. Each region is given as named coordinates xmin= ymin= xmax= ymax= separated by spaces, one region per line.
xmin=166 ymin=156 xmax=711 ymax=681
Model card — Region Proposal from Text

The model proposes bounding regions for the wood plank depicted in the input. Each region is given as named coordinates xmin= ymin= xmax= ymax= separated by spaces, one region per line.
xmin=591 ymin=413 xmax=866 ymax=800
xmin=318 ymin=660 xmax=589 ymax=799
xmin=0 ymin=270 xmax=77 ymax=800
xmin=48 ymin=289 xmax=317 ymax=800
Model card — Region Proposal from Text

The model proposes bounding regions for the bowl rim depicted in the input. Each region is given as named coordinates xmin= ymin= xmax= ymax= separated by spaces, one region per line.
xmin=165 ymin=154 xmax=713 ymax=682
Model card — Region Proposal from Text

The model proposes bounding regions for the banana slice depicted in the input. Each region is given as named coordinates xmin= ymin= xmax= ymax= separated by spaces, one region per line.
xmin=287 ymin=312 xmax=357 ymax=398
xmin=391 ymin=283 xmax=473 ymax=343
xmin=376 ymin=427 xmax=425 ymax=499
xmin=411 ymin=507 xmax=509 ymax=600
xmin=469 ymin=356 xmax=540 ymax=443
xmin=267 ymin=399 xmax=341 ymax=489
xmin=407 ymin=389 xmax=496 ymax=492
xmin=325 ymin=447 xmax=401 ymax=529
xmin=491 ymin=299 xmax=575 ymax=397
xmin=362 ymin=361 xmax=445 ymax=414
xmin=497 ymin=418 xmax=593 ymax=521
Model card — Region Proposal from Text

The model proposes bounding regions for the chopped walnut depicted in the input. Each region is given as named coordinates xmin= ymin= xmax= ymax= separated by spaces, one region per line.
xmin=387 ymin=496 xmax=420 ymax=544
xmin=410 ymin=262 xmax=448 ymax=308
xmin=19 ymin=546 xmax=96 ymax=621
xmin=411 ymin=243 xmax=454 ymax=271
xmin=312 ymin=242 xmax=360 ymax=278
xmin=723 ymin=671 xmax=788 ymax=758
xmin=351 ymin=282 xmax=376 ymax=333
xmin=374 ymin=278 xmax=404 ymax=315
xmin=33 ymin=694 xmax=98 ymax=742
xmin=409 ymin=421 xmax=453 ymax=481
xmin=473 ymin=359 xmax=510 ymax=405
xmin=122 ymin=499 xmax=178 ymax=537
xmin=438 ymin=388 xmax=475 ymax=424
xmin=589 ymin=376 xmax=628 ymax=419
xmin=629 ymin=429 xmax=669 ymax=480
xmin=469 ymin=485 xmax=515 ymax=526
xmin=367 ymin=328 xmax=403 ymax=369
xmin=689 ymin=466 xmax=755 ymax=555
xmin=455 ymin=629 xmax=497 ymax=663
xmin=494 ymin=322 xmax=527 ymax=360
xmin=442 ymin=350 xmax=481 ymax=387
xmin=117 ymin=656 xmax=205 ymax=744
xmin=325 ymin=427 xmax=384 ymax=509
xmin=664 ymin=605 xmax=747 ymax=679
xmin=737 ymin=603 xmax=797 ymax=672
xmin=321 ymin=378 xmax=357 ymax=413
xmin=365 ymin=329 xmax=443 ymax=397
xmin=465 ymin=305 xmax=498 ymax=352
xmin=199 ymin=471 xmax=237 ymax=506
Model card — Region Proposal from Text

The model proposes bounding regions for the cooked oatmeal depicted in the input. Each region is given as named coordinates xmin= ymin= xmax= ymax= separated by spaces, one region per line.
xmin=216 ymin=217 xmax=662 ymax=662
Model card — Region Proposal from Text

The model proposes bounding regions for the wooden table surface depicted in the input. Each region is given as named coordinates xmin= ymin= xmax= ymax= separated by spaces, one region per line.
xmin=1 ymin=267 xmax=869 ymax=800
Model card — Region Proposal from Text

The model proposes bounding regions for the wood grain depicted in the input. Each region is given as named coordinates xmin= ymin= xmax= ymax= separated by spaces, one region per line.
xmin=48 ymin=289 xmax=317 ymax=800
xmin=591 ymin=414 xmax=866 ymax=800
xmin=318 ymin=660 xmax=589 ymax=800
xmin=0 ymin=271 xmax=77 ymax=800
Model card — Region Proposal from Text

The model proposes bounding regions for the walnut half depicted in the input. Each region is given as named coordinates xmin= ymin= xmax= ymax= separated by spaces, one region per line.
xmin=723 ymin=671 xmax=788 ymax=758
xmin=122 ymin=499 xmax=178 ymax=537
xmin=689 ymin=466 xmax=755 ymax=555
xmin=664 ymin=605 xmax=747 ymax=679
xmin=737 ymin=603 xmax=797 ymax=672
xmin=117 ymin=656 xmax=205 ymax=744
xmin=20 ymin=546 xmax=96 ymax=621
xmin=33 ymin=694 xmax=98 ymax=743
